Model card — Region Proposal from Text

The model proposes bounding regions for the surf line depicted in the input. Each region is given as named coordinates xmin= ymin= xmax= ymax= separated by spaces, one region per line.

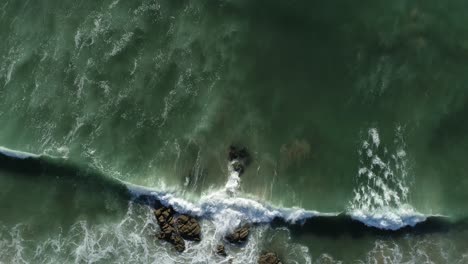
xmin=129 ymin=145 xmax=455 ymax=239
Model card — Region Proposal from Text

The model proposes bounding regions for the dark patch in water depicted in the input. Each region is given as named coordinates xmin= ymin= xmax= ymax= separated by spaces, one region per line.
xmin=271 ymin=214 xmax=468 ymax=239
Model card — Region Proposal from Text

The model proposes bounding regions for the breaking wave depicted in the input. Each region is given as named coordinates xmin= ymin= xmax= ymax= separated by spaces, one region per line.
xmin=0 ymin=145 xmax=455 ymax=234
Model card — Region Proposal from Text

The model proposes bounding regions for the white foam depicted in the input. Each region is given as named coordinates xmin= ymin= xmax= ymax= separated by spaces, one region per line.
xmin=1 ymin=212 xmax=461 ymax=264
xmin=350 ymin=206 xmax=426 ymax=230
xmin=348 ymin=127 xmax=427 ymax=230
xmin=225 ymin=170 xmax=241 ymax=195
xmin=0 ymin=205 xmax=313 ymax=264
xmin=225 ymin=161 xmax=242 ymax=195
xmin=127 ymin=181 xmax=334 ymax=233
xmin=127 ymin=156 xmax=340 ymax=235
xmin=130 ymin=181 xmax=431 ymax=231
xmin=369 ymin=128 xmax=380 ymax=147
xmin=107 ymin=32 xmax=134 ymax=58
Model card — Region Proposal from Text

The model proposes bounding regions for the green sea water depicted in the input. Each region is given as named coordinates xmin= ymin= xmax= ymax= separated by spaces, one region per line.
xmin=1 ymin=0 xmax=468 ymax=263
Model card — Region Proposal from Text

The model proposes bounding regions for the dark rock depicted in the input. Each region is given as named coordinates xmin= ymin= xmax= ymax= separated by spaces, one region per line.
xmin=228 ymin=145 xmax=241 ymax=161
xmin=154 ymin=206 xmax=194 ymax=252
xmin=156 ymin=229 xmax=186 ymax=252
xmin=176 ymin=215 xmax=201 ymax=241
xmin=228 ymin=145 xmax=250 ymax=164
xmin=225 ymin=225 xmax=250 ymax=244
xmin=258 ymin=252 xmax=282 ymax=264
xmin=215 ymin=244 xmax=227 ymax=257
xmin=155 ymin=207 xmax=176 ymax=239
xmin=155 ymin=207 xmax=174 ymax=225
xmin=157 ymin=223 xmax=176 ymax=239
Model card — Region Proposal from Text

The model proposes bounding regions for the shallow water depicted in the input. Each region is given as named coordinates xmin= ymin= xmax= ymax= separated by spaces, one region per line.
xmin=1 ymin=0 xmax=468 ymax=263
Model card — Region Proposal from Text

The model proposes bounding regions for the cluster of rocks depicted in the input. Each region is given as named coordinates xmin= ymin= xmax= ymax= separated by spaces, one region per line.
xmin=154 ymin=206 xmax=201 ymax=252
xmin=151 ymin=146 xmax=282 ymax=263
xmin=153 ymin=206 xmax=282 ymax=263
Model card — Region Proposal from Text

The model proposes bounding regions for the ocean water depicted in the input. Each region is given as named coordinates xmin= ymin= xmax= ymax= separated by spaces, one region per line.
xmin=1 ymin=0 xmax=468 ymax=263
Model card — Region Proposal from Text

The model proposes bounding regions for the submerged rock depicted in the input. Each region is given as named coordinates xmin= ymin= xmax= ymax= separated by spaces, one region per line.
xmin=215 ymin=244 xmax=227 ymax=257
xmin=228 ymin=145 xmax=251 ymax=175
xmin=279 ymin=139 xmax=311 ymax=169
xmin=176 ymin=214 xmax=201 ymax=241
xmin=228 ymin=145 xmax=250 ymax=162
xmin=258 ymin=252 xmax=282 ymax=264
xmin=225 ymin=225 xmax=250 ymax=244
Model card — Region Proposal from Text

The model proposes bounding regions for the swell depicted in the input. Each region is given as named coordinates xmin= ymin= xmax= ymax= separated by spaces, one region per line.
xmin=0 ymin=146 xmax=130 ymax=228
xmin=1 ymin=146 xmax=465 ymax=236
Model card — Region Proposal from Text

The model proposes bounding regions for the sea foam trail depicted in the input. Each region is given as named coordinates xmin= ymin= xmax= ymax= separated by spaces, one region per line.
xmin=0 ymin=145 xmax=444 ymax=232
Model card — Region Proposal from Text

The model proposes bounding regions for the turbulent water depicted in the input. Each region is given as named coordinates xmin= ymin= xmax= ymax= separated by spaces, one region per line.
xmin=1 ymin=0 xmax=468 ymax=263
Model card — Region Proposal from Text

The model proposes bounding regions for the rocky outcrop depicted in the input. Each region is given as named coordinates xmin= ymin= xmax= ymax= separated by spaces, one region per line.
xmin=154 ymin=207 xmax=201 ymax=252
xmin=215 ymin=244 xmax=227 ymax=257
xmin=258 ymin=252 xmax=282 ymax=264
xmin=225 ymin=225 xmax=250 ymax=244
xmin=176 ymin=214 xmax=201 ymax=241
xmin=154 ymin=207 xmax=186 ymax=252
xmin=228 ymin=145 xmax=250 ymax=175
